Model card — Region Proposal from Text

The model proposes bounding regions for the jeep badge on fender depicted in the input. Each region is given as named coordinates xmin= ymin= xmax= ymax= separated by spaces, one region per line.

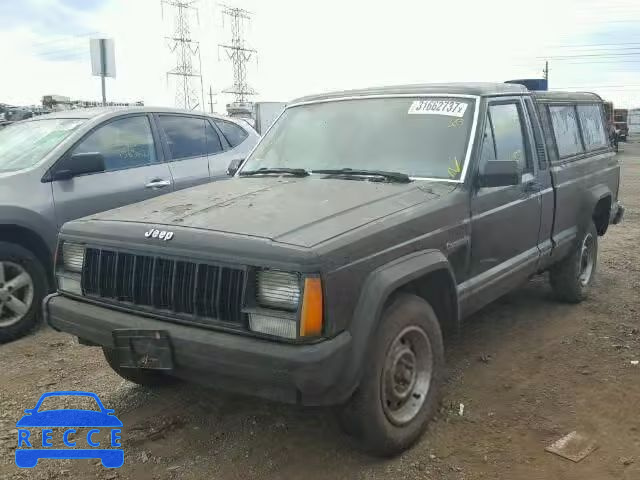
xmin=144 ymin=228 xmax=174 ymax=241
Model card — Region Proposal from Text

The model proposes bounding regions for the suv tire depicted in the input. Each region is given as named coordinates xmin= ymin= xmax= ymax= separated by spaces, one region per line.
xmin=550 ymin=221 xmax=598 ymax=303
xmin=0 ymin=242 xmax=47 ymax=344
xmin=337 ymin=293 xmax=444 ymax=457
xmin=103 ymin=347 xmax=178 ymax=387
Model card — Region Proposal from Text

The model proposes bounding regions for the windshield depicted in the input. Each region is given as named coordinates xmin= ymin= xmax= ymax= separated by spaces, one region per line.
xmin=0 ymin=118 xmax=85 ymax=173
xmin=240 ymin=96 xmax=476 ymax=181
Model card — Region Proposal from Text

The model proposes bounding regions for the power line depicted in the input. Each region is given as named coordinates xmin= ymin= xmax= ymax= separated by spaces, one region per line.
xmin=218 ymin=4 xmax=257 ymax=102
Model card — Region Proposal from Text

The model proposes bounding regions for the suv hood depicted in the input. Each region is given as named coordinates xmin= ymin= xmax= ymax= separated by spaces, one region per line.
xmin=85 ymin=177 xmax=447 ymax=248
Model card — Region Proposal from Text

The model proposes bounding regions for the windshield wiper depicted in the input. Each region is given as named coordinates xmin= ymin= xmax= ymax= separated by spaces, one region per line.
xmin=312 ymin=168 xmax=411 ymax=183
xmin=239 ymin=167 xmax=310 ymax=177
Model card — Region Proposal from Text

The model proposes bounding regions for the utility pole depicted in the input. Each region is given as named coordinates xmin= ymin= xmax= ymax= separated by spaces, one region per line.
xmin=162 ymin=0 xmax=204 ymax=110
xmin=543 ymin=61 xmax=549 ymax=82
xmin=218 ymin=5 xmax=257 ymax=102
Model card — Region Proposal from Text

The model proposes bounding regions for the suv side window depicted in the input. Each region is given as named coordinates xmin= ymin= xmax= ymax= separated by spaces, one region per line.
xmin=159 ymin=116 xmax=223 ymax=160
xmin=549 ymin=105 xmax=584 ymax=158
xmin=577 ymin=104 xmax=608 ymax=151
xmin=72 ymin=116 xmax=157 ymax=171
xmin=487 ymin=103 xmax=530 ymax=172
xmin=214 ymin=119 xmax=248 ymax=148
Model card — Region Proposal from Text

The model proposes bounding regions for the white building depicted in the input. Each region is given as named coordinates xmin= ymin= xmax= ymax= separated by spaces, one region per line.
xmin=629 ymin=108 xmax=640 ymax=136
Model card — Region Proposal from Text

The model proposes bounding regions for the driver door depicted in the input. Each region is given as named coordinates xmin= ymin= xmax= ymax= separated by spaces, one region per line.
xmin=51 ymin=114 xmax=174 ymax=228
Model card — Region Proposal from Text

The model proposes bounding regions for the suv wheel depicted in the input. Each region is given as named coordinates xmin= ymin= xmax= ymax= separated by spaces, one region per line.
xmin=102 ymin=347 xmax=178 ymax=387
xmin=550 ymin=221 xmax=598 ymax=303
xmin=0 ymin=242 xmax=47 ymax=343
xmin=337 ymin=293 xmax=444 ymax=457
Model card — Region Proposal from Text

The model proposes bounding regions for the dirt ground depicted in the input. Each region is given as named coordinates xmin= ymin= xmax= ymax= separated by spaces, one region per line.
xmin=1 ymin=143 xmax=638 ymax=480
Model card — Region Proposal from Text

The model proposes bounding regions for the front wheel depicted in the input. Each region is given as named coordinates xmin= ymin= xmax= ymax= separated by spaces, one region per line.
xmin=0 ymin=242 xmax=47 ymax=344
xmin=550 ymin=221 xmax=598 ymax=303
xmin=337 ymin=293 xmax=444 ymax=457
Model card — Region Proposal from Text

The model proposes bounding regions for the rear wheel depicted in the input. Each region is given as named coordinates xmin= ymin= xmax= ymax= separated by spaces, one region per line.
xmin=0 ymin=242 xmax=47 ymax=344
xmin=102 ymin=347 xmax=178 ymax=387
xmin=550 ymin=221 xmax=598 ymax=303
xmin=337 ymin=293 xmax=444 ymax=457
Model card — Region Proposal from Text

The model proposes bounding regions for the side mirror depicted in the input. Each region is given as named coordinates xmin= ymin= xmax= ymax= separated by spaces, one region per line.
xmin=477 ymin=160 xmax=521 ymax=188
xmin=51 ymin=152 xmax=106 ymax=181
xmin=227 ymin=158 xmax=243 ymax=176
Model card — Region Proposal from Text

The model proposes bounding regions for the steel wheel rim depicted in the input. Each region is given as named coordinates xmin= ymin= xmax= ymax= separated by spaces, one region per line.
xmin=381 ymin=325 xmax=433 ymax=426
xmin=0 ymin=261 xmax=34 ymax=327
xmin=578 ymin=233 xmax=595 ymax=287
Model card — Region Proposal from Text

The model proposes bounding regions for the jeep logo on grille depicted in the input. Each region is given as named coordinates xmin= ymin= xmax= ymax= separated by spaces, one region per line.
xmin=144 ymin=228 xmax=174 ymax=241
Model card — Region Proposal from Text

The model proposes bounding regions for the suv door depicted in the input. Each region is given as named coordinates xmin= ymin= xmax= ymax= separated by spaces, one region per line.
xmin=156 ymin=114 xmax=224 ymax=189
xmin=51 ymin=114 xmax=174 ymax=228
xmin=469 ymin=98 xmax=543 ymax=290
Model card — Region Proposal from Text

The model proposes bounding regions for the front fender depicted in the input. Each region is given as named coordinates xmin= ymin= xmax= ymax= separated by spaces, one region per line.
xmin=333 ymin=249 xmax=457 ymax=401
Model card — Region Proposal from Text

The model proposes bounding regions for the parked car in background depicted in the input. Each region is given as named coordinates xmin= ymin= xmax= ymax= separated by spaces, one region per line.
xmin=0 ymin=107 xmax=259 ymax=342
xmin=614 ymin=108 xmax=629 ymax=141
xmin=46 ymin=83 xmax=623 ymax=455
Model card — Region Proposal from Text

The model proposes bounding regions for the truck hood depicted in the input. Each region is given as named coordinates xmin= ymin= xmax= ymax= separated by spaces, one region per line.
xmin=84 ymin=177 xmax=450 ymax=248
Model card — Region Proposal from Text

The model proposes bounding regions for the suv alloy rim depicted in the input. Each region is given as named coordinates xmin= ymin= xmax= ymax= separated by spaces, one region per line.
xmin=0 ymin=261 xmax=34 ymax=327
xmin=381 ymin=325 xmax=433 ymax=426
xmin=578 ymin=233 xmax=595 ymax=287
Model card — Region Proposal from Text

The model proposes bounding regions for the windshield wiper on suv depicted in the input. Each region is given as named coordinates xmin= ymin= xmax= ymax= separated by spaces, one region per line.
xmin=239 ymin=167 xmax=310 ymax=177
xmin=312 ymin=168 xmax=411 ymax=183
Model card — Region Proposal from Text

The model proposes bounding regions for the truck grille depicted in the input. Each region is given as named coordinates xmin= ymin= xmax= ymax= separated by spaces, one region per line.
xmin=81 ymin=248 xmax=246 ymax=325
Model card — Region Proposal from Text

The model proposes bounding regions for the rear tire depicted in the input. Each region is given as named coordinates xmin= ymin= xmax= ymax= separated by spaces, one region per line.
xmin=102 ymin=347 xmax=178 ymax=387
xmin=0 ymin=242 xmax=47 ymax=344
xmin=550 ymin=221 xmax=598 ymax=303
xmin=336 ymin=293 xmax=444 ymax=457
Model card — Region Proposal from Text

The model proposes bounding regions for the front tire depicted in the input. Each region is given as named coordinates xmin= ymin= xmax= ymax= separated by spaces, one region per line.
xmin=0 ymin=242 xmax=47 ymax=344
xmin=102 ymin=347 xmax=178 ymax=387
xmin=337 ymin=293 xmax=444 ymax=457
xmin=550 ymin=221 xmax=598 ymax=303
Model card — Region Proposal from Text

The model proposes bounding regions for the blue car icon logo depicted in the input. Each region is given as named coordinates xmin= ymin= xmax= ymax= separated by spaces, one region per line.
xmin=15 ymin=391 xmax=123 ymax=468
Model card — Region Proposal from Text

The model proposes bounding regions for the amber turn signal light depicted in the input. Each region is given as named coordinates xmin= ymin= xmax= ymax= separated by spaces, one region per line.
xmin=300 ymin=277 xmax=323 ymax=337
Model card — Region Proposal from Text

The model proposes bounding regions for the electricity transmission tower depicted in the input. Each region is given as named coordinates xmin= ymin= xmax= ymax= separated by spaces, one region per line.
xmin=162 ymin=0 xmax=204 ymax=110
xmin=218 ymin=4 xmax=257 ymax=102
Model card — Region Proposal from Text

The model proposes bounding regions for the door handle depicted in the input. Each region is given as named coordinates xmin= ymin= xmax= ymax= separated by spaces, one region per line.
xmin=145 ymin=179 xmax=171 ymax=189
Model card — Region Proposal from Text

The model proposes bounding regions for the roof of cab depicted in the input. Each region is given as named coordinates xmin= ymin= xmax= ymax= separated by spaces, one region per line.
xmin=290 ymin=82 xmax=529 ymax=104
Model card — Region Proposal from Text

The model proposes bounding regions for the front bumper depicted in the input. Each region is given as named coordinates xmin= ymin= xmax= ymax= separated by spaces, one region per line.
xmin=44 ymin=294 xmax=353 ymax=406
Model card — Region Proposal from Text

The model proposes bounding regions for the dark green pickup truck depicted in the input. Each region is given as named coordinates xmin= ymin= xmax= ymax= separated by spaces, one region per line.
xmin=46 ymin=82 xmax=624 ymax=456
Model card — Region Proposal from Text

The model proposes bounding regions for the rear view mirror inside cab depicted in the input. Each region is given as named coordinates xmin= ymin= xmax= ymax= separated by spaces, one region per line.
xmin=477 ymin=160 xmax=521 ymax=188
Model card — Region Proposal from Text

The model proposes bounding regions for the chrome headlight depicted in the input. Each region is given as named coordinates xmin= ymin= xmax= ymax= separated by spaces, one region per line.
xmin=256 ymin=270 xmax=301 ymax=311
xmin=62 ymin=242 xmax=85 ymax=273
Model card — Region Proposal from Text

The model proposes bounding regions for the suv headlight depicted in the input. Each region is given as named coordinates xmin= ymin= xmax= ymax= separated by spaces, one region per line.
xmin=62 ymin=242 xmax=85 ymax=273
xmin=250 ymin=270 xmax=323 ymax=340
xmin=256 ymin=270 xmax=301 ymax=311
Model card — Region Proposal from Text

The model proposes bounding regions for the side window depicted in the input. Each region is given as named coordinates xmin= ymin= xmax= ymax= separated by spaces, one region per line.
xmin=158 ymin=116 xmax=208 ymax=160
xmin=205 ymin=121 xmax=223 ymax=155
xmin=488 ymin=103 xmax=530 ymax=172
xmin=549 ymin=105 xmax=584 ymax=158
xmin=72 ymin=116 xmax=156 ymax=171
xmin=214 ymin=120 xmax=248 ymax=148
xmin=577 ymin=104 xmax=608 ymax=151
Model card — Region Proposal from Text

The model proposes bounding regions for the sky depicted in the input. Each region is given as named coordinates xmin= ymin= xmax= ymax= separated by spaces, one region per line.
xmin=1 ymin=0 xmax=640 ymax=111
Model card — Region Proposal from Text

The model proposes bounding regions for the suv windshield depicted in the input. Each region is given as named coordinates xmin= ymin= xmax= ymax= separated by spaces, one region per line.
xmin=0 ymin=118 xmax=85 ymax=173
xmin=240 ymin=97 xmax=476 ymax=181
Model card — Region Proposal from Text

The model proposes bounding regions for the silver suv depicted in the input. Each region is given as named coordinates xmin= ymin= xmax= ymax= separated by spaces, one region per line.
xmin=0 ymin=107 xmax=259 ymax=342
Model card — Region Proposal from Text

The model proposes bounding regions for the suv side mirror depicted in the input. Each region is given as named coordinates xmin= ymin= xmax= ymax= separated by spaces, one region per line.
xmin=477 ymin=160 xmax=521 ymax=188
xmin=51 ymin=152 xmax=106 ymax=181
xmin=227 ymin=158 xmax=243 ymax=176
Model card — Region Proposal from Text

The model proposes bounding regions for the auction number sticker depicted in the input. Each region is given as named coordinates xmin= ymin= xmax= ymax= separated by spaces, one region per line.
xmin=408 ymin=100 xmax=468 ymax=117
